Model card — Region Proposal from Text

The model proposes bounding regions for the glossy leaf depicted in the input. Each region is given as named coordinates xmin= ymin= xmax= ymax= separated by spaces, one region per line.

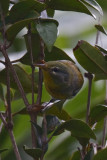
xmin=45 ymin=0 xmax=96 ymax=18
xmin=23 ymin=145 xmax=42 ymax=159
xmin=0 ymin=148 xmax=8 ymax=154
xmin=6 ymin=16 xmax=39 ymax=41
xmin=36 ymin=18 xmax=58 ymax=52
xmin=95 ymin=24 xmax=107 ymax=35
xmin=95 ymin=45 xmax=107 ymax=55
xmin=81 ymin=0 xmax=103 ymax=15
xmin=20 ymin=43 xmax=74 ymax=65
xmin=73 ymin=40 xmax=107 ymax=80
xmin=89 ymin=105 xmax=107 ymax=125
xmin=0 ymin=0 xmax=9 ymax=15
xmin=53 ymin=119 xmax=96 ymax=140
xmin=9 ymin=0 xmax=46 ymax=23
xmin=0 ymin=65 xmax=38 ymax=93
xmin=92 ymin=148 xmax=107 ymax=160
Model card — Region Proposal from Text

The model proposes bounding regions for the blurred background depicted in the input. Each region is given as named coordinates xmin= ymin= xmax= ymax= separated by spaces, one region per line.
xmin=0 ymin=0 xmax=107 ymax=160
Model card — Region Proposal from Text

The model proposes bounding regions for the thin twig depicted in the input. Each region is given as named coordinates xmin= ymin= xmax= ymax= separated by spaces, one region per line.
xmin=85 ymin=73 xmax=93 ymax=124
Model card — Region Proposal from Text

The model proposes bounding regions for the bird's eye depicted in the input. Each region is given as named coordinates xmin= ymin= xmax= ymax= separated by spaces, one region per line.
xmin=51 ymin=67 xmax=59 ymax=73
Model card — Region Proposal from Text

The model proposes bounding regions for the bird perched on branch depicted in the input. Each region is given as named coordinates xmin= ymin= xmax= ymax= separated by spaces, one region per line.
xmin=36 ymin=60 xmax=84 ymax=100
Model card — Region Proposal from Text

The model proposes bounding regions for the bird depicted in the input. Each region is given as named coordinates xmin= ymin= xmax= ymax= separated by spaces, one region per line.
xmin=36 ymin=60 xmax=84 ymax=100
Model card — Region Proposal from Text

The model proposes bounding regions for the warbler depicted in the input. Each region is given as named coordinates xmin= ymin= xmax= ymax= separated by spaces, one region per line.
xmin=36 ymin=60 xmax=84 ymax=100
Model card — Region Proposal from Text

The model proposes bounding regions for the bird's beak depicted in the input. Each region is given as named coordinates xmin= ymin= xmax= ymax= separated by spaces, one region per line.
xmin=34 ymin=63 xmax=47 ymax=70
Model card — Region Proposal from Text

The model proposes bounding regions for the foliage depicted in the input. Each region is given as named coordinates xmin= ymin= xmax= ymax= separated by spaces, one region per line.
xmin=0 ymin=0 xmax=107 ymax=160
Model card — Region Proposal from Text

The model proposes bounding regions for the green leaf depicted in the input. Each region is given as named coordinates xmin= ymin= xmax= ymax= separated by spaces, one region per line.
xmin=0 ymin=148 xmax=8 ymax=154
xmin=53 ymin=119 xmax=96 ymax=140
xmin=95 ymin=45 xmax=107 ymax=55
xmin=92 ymin=148 xmax=107 ymax=160
xmin=45 ymin=0 xmax=96 ymax=18
xmin=81 ymin=0 xmax=103 ymax=15
xmin=0 ymin=65 xmax=38 ymax=93
xmin=95 ymin=24 xmax=107 ymax=35
xmin=70 ymin=151 xmax=81 ymax=160
xmin=23 ymin=145 xmax=42 ymax=159
xmin=73 ymin=40 xmax=107 ymax=80
xmin=0 ymin=84 xmax=4 ymax=101
xmin=36 ymin=18 xmax=58 ymax=52
xmin=0 ymin=0 xmax=9 ymax=15
xmin=6 ymin=16 xmax=39 ymax=41
xmin=44 ymin=101 xmax=71 ymax=121
xmin=84 ymin=148 xmax=94 ymax=160
xmin=89 ymin=105 xmax=107 ymax=125
xmin=46 ymin=8 xmax=55 ymax=17
xmin=9 ymin=0 xmax=46 ymax=23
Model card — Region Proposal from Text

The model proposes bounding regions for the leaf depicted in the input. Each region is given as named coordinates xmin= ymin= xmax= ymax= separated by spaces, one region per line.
xmin=73 ymin=40 xmax=107 ymax=80
xmin=23 ymin=145 xmax=42 ymax=159
xmin=46 ymin=115 xmax=60 ymax=134
xmin=70 ymin=151 xmax=81 ymax=160
xmin=0 ymin=0 xmax=9 ymax=15
xmin=0 ymin=148 xmax=8 ymax=154
xmin=44 ymin=101 xmax=71 ymax=121
xmin=46 ymin=8 xmax=55 ymax=17
xmin=84 ymin=148 xmax=94 ymax=160
xmin=81 ymin=0 xmax=103 ymax=16
xmin=92 ymin=148 xmax=107 ymax=160
xmin=89 ymin=105 xmax=107 ymax=125
xmin=21 ymin=43 xmax=74 ymax=65
xmin=6 ymin=16 xmax=38 ymax=41
xmin=9 ymin=0 xmax=46 ymax=23
xmin=95 ymin=45 xmax=107 ymax=55
xmin=0 ymin=84 xmax=4 ymax=101
xmin=45 ymin=0 xmax=96 ymax=18
xmin=53 ymin=119 xmax=96 ymax=140
xmin=36 ymin=18 xmax=58 ymax=52
xmin=0 ymin=65 xmax=38 ymax=93
xmin=95 ymin=24 xmax=107 ymax=35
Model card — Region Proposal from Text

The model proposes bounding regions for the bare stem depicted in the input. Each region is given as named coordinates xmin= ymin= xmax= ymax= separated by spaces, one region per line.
xmin=85 ymin=73 xmax=93 ymax=124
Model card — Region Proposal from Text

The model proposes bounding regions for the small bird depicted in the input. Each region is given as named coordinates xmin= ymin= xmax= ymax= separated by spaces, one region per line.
xmin=36 ymin=60 xmax=84 ymax=100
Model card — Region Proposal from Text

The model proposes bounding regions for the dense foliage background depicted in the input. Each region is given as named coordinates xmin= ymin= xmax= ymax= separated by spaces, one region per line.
xmin=0 ymin=0 xmax=107 ymax=160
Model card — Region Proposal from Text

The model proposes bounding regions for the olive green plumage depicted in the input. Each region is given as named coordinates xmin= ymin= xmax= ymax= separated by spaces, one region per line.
xmin=37 ymin=60 xmax=84 ymax=100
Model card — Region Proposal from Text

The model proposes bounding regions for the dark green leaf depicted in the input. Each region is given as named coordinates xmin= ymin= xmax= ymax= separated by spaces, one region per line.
xmin=95 ymin=24 xmax=107 ymax=35
xmin=31 ymin=122 xmax=43 ymax=148
xmin=0 ymin=148 xmax=8 ymax=154
xmin=81 ymin=0 xmax=103 ymax=15
xmin=73 ymin=40 xmax=107 ymax=80
xmin=70 ymin=151 xmax=81 ymax=160
xmin=0 ymin=65 xmax=38 ymax=93
xmin=23 ymin=145 xmax=42 ymax=159
xmin=89 ymin=105 xmax=107 ymax=125
xmin=46 ymin=115 xmax=60 ymax=134
xmin=36 ymin=18 xmax=58 ymax=52
xmin=6 ymin=17 xmax=38 ymax=41
xmin=9 ymin=0 xmax=46 ymax=23
xmin=0 ymin=84 xmax=4 ymax=101
xmin=0 ymin=0 xmax=9 ymax=15
xmin=53 ymin=119 xmax=96 ymax=140
xmin=92 ymin=148 xmax=107 ymax=160
xmin=95 ymin=45 xmax=107 ymax=55
xmin=84 ymin=148 xmax=94 ymax=160
xmin=45 ymin=0 xmax=96 ymax=18
xmin=46 ymin=8 xmax=55 ymax=17
xmin=44 ymin=100 xmax=71 ymax=121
